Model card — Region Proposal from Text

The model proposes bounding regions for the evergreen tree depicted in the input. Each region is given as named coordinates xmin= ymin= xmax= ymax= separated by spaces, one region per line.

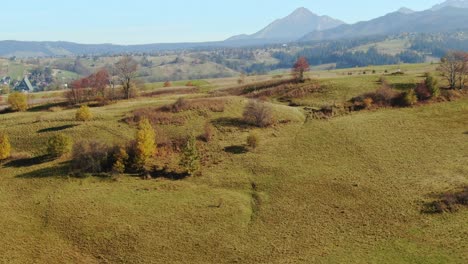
xmin=180 ymin=136 xmax=200 ymax=176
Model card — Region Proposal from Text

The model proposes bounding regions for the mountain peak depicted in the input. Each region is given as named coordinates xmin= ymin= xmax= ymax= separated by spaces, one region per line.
xmin=226 ymin=7 xmax=345 ymax=42
xmin=431 ymin=0 xmax=468 ymax=10
xmin=397 ymin=7 xmax=415 ymax=14
xmin=290 ymin=7 xmax=315 ymax=17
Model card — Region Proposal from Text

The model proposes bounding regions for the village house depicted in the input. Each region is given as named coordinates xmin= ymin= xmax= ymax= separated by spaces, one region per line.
xmin=14 ymin=76 xmax=36 ymax=92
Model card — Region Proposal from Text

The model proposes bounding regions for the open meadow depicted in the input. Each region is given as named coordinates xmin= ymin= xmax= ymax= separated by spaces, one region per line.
xmin=0 ymin=63 xmax=467 ymax=263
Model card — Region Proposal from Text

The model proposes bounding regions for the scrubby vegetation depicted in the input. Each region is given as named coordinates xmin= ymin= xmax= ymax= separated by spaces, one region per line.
xmin=75 ymin=105 xmax=93 ymax=121
xmin=243 ymin=100 xmax=276 ymax=127
xmin=8 ymin=92 xmax=28 ymax=112
xmin=0 ymin=61 xmax=466 ymax=263
xmin=46 ymin=133 xmax=73 ymax=158
xmin=423 ymin=187 xmax=468 ymax=214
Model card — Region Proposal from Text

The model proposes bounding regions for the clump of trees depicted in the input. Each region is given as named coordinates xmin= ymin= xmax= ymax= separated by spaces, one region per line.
xmin=0 ymin=134 xmax=11 ymax=160
xmin=66 ymin=56 xmax=139 ymax=105
xmin=8 ymin=92 xmax=28 ymax=112
xmin=438 ymin=51 xmax=468 ymax=90
xmin=68 ymin=117 xmax=201 ymax=178
xmin=67 ymin=69 xmax=110 ymax=104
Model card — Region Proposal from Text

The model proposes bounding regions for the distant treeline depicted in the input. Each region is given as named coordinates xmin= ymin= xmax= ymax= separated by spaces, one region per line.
xmin=410 ymin=32 xmax=468 ymax=57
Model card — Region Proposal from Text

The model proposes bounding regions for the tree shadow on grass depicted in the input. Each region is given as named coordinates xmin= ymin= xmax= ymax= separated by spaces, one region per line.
xmin=28 ymin=102 xmax=69 ymax=112
xmin=212 ymin=117 xmax=250 ymax=129
xmin=37 ymin=124 xmax=78 ymax=133
xmin=150 ymin=169 xmax=190 ymax=180
xmin=392 ymin=83 xmax=416 ymax=91
xmin=4 ymin=155 xmax=52 ymax=168
xmin=16 ymin=163 xmax=69 ymax=179
xmin=224 ymin=145 xmax=248 ymax=154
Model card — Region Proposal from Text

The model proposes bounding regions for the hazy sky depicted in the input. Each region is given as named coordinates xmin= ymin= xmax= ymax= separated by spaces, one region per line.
xmin=0 ymin=0 xmax=444 ymax=44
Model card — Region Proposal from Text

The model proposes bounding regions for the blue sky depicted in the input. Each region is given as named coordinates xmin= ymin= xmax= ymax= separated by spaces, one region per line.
xmin=0 ymin=0 xmax=443 ymax=44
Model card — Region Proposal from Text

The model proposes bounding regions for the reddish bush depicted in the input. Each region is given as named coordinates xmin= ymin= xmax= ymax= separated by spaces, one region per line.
xmin=415 ymin=82 xmax=431 ymax=100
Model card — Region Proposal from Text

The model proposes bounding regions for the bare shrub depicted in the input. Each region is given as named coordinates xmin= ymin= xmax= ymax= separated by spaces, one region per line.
xmin=171 ymin=97 xmax=190 ymax=112
xmin=126 ymin=107 xmax=185 ymax=126
xmin=415 ymin=82 xmax=431 ymax=100
xmin=243 ymin=100 xmax=275 ymax=127
xmin=247 ymin=132 xmax=259 ymax=149
xmin=169 ymin=97 xmax=226 ymax=113
xmin=353 ymin=86 xmax=400 ymax=108
xmin=70 ymin=140 xmax=110 ymax=174
xmin=200 ymin=122 xmax=215 ymax=142
xmin=423 ymin=187 xmax=468 ymax=214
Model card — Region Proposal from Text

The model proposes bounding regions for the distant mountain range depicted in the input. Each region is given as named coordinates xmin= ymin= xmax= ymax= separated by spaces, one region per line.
xmin=1 ymin=0 xmax=468 ymax=57
xmin=227 ymin=7 xmax=345 ymax=42
xmin=301 ymin=6 xmax=468 ymax=41
xmin=431 ymin=0 xmax=468 ymax=10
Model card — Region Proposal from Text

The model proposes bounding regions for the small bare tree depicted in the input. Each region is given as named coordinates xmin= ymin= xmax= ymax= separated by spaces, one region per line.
xmin=438 ymin=51 xmax=468 ymax=90
xmin=115 ymin=56 xmax=138 ymax=99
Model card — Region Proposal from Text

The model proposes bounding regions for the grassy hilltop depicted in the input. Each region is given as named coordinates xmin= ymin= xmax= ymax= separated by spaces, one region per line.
xmin=0 ymin=63 xmax=467 ymax=263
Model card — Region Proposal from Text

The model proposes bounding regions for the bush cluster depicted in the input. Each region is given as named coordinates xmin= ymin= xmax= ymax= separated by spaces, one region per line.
xmin=424 ymin=187 xmax=468 ymax=214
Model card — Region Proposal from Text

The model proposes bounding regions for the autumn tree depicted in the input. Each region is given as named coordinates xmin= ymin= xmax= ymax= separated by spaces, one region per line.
xmin=89 ymin=69 xmax=110 ymax=96
xmin=293 ymin=57 xmax=310 ymax=82
xmin=66 ymin=69 xmax=110 ymax=104
xmin=0 ymin=133 xmax=11 ymax=160
xmin=111 ymin=145 xmax=129 ymax=174
xmin=75 ymin=105 xmax=93 ymax=121
xmin=134 ymin=118 xmax=156 ymax=172
xmin=47 ymin=134 xmax=72 ymax=158
xmin=180 ymin=135 xmax=200 ymax=176
xmin=115 ymin=56 xmax=138 ymax=99
xmin=8 ymin=92 xmax=28 ymax=112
